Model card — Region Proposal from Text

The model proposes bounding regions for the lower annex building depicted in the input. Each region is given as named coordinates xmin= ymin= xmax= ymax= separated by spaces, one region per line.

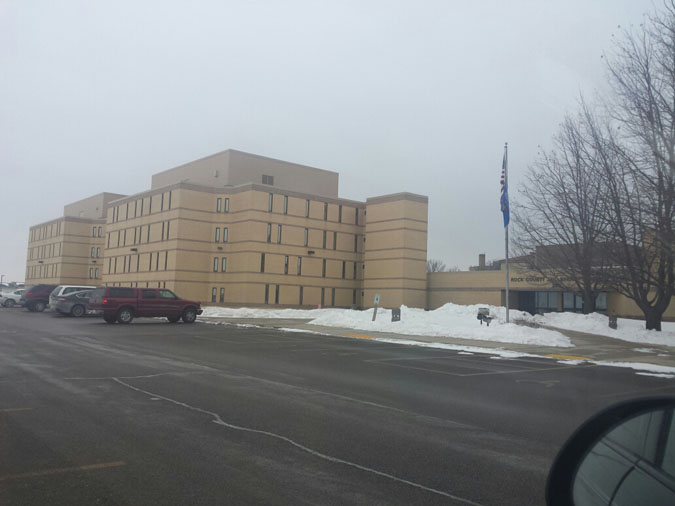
xmin=25 ymin=150 xmax=428 ymax=309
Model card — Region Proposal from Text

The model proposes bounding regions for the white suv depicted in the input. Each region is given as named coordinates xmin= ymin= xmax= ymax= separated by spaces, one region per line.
xmin=49 ymin=285 xmax=96 ymax=309
xmin=1 ymin=289 xmax=25 ymax=307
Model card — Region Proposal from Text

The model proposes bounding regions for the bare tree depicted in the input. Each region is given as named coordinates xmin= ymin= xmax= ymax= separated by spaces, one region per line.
xmin=426 ymin=259 xmax=448 ymax=272
xmin=593 ymin=5 xmax=675 ymax=330
xmin=513 ymin=108 xmax=610 ymax=314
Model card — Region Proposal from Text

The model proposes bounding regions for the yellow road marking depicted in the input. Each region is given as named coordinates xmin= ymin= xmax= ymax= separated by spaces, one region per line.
xmin=0 ymin=461 xmax=126 ymax=482
xmin=546 ymin=353 xmax=591 ymax=361
xmin=343 ymin=333 xmax=375 ymax=339
xmin=0 ymin=408 xmax=33 ymax=413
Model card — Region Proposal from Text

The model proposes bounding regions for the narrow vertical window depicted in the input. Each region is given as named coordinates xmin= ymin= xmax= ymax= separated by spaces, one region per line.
xmin=353 ymin=262 xmax=357 ymax=279
xmin=164 ymin=251 xmax=168 ymax=270
xmin=305 ymin=199 xmax=310 ymax=217
xmin=213 ymin=257 xmax=219 ymax=272
xmin=155 ymin=252 xmax=159 ymax=271
xmin=275 ymin=284 xmax=280 ymax=304
xmin=211 ymin=288 xmax=217 ymax=302
xmin=224 ymin=198 xmax=229 ymax=212
xmin=134 ymin=200 xmax=138 ymax=217
xmin=215 ymin=228 xmax=221 ymax=242
xmin=268 ymin=193 xmax=273 ymax=212
xmin=114 ymin=257 xmax=118 ymax=273
xmin=92 ymin=226 xmax=96 ymax=237
xmin=108 ymin=257 xmax=112 ymax=274
xmin=97 ymin=247 xmax=100 ymax=257
xmin=126 ymin=202 xmax=129 ymax=220
xmin=338 ymin=205 xmax=342 ymax=223
xmin=222 ymin=227 xmax=228 ymax=242
xmin=148 ymin=253 xmax=152 ymax=271
xmin=161 ymin=222 xmax=165 ymax=240
xmin=123 ymin=256 xmax=128 ymax=273
xmin=353 ymin=289 xmax=357 ymax=305
xmin=91 ymin=247 xmax=95 ymax=257
xmin=277 ymin=224 xmax=282 ymax=244
xmin=331 ymin=288 xmax=335 ymax=306
xmin=342 ymin=261 xmax=346 ymax=279
xmin=355 ymin=208 xmax=359 ymax=225
xmin=95 ymin=268 xmax=99 ymax=279
xmin=267 ymin=223 xmax=272 ymax=243
xmin=98 ymin=226 xmax=102 ymax=237
xmin=354 ymin=235 xmax=358 ymax=252
xmin=322 ymin=259 xmax=326 ymax=277
xmin=166 ymin=221 xmax=170 ymax=240
xmin=149 ymin=197 xmax=152 ymax=214
xmin=333 ymin=231 xmax=337 ymax=250
xmin=260 ymin=253 xmax=265 ymax=272
xmin=304 ymin=228 xmax=309 ymax=246
xmin=147 ymin=225 xmax=150 ymax=243
xmin=264 ymin=284 xmax=269 ymax=304
xmin=217 ymin=198 xmax=222 ymax=212
xmin=297 ymin=257 xmax=302 ymax=275
xmin=324 ymin=202 xmax=328 ymax=220
xmin=123 ymin=229 xmax=127 ymax=246
xmin=284 ymin=256 xmax=289 ymax=275
xmin=136 ymin=255 xmax=140 ymax=272
xmin=283 ymin=195 xmax=288 ymax=215
xmin=161 ymin=193 xmax=165 ymax=211
xmin=221 ymin=257 xmax=227 ymax=272
xmin=89 ymin=267 xmax=93 ymax=279
xmin=323 ymin=231 xmax=326 ymax=249
xmin=219 ymin=287 xmax=225 ymax=303
xmin=299 ymin=286 xmax=303 ymax=305
xmin=134 ymin=227 xmax=137 ymax=244
xmin=140 ymin=198 xmax=144 ymax=216
xmin=168 ymin=191 xmax=172 ymax=209
xmin=116 ymin=231 xmax=120 ymax=247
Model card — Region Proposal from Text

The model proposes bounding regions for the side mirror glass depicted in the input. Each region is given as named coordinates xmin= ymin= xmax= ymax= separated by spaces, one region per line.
xmin=547 ymin=397 xmax=675 ymax=506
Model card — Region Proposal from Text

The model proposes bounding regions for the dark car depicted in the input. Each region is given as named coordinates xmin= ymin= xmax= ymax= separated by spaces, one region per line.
xmin=20 ymin=284 xmax=58 ymax=312
xmin=53 ymin=289 xmax=96 ymax=317
xmin=88 ymin=286 xmax=203 ymax=324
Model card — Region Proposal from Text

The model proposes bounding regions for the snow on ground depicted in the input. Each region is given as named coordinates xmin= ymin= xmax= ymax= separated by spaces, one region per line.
xmin=201 ymin=303 xmax=573 ymax=348
xmin=533 ymin=312 xmax=675 ymax=347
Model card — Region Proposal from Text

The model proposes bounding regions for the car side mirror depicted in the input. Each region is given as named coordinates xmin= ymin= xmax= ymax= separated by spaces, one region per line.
xmin=547 ymin=397 xmax=675 ymax=506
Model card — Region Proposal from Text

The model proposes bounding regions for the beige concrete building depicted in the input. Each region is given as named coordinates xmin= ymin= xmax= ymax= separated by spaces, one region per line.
xmin=427 ymin=255 xmax=675 ymax=320
xmin=25 ymin=150 xmax=428 ymax=309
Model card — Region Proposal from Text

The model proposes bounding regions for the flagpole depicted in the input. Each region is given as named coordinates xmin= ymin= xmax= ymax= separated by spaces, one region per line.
xmin=504 ymin=143 xmax=510 ymax=323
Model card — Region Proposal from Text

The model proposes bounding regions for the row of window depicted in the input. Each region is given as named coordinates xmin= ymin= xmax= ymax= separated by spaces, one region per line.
xmin=107 ymin=251 xmax=169 ymax=274
xmin=264 ymin=193 xmax=361 ymax=225
xmin=263 ymin=285 xmax=358 ymax=306
xmin=260 ymin=223 xmax=360 ymax=252
xmin=29 ymin=221 xmax=62 ymax=243
xmin=105 ymin=281 xmax=168 ymax=288
xmin=107 ymin=221 xmax=172 ymax=249
xmin=90 ymin=247 xmax=101 ymax=258
xmin=216 ymin=198 xmax=230 ymax=213
xmin=26 ymin=263 xmax=58 ymax=280
xmin=88 ymin=267 xmax=101 ymax=279
xmin=260 ymin=253 xmax=359 ymax=279
xmin=29 ymin=242 xmax=62 ymax=260
xmin=91 ymin=226 xmax=103 ymax=237
xmin=111 ymin=191 xmax=172 ymax=223
xmin=214 ymin=227 xmax=229 ymax=243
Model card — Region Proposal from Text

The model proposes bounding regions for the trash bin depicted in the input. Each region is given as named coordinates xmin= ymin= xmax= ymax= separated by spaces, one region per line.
xmin=609 ymin=315 xmax=618 ymax=329
xmin=391 ymin=308 xmax=401 ymax=322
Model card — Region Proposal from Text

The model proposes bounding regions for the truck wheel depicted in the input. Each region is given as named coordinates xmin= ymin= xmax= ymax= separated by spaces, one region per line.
xmin=167 ymin=316 xmax=180 ymax=323
xmin=71 ymin=305 xmax=85 ymax=317
xmin=117 ymin=307 xmax=134 ymax=324
xmin=182 ymin=307 xmax=197 ymax=323
xmin=34 ymin=301 xmax=46 ymax=312
xmin=103 ymin=315 xmax=117 ymax=324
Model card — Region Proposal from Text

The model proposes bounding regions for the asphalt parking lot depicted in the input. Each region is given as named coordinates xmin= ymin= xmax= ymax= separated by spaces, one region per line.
xmin=1 ymin=307 xmax=674 ymax=505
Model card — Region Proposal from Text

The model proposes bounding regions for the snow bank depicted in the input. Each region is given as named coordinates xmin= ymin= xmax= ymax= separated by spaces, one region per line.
xmin=534 ymin=312 xmax=675 ymax=347
xmin=201 ymin=303 xmax=573 ymax=348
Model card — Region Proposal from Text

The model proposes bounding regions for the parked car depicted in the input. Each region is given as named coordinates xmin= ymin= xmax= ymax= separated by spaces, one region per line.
xmin=21 ymin=284 xmax=59 ymax=312
xmin=88 ymin=287 xmax=203 ymax=324
xmin=52 ymin=289 xmax=96 ymax=317
xmin=49 ymin=285 xmax=96 ymax=309
xmin=1 ymin=289 xmax=25 ymax=307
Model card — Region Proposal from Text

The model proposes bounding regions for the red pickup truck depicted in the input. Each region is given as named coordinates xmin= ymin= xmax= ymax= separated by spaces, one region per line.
xmin=88 ymin=287 xmax=203 ymax=324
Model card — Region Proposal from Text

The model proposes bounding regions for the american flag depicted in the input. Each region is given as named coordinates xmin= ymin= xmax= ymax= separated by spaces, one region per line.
xmin=500 ymin=145 xmax=509 ymax=227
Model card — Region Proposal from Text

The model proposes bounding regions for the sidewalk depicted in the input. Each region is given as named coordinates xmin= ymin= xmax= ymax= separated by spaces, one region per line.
xmin=200 ymin=316 xmax=675 ymax=369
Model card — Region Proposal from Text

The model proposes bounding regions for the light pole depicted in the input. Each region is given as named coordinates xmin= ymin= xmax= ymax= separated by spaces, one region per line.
xmin=0 ymin=274 xmax=5 ymax=289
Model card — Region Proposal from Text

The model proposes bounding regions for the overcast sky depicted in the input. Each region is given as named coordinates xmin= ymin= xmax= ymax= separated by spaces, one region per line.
xmin=0 ymin=0 xmax=656 ymax=282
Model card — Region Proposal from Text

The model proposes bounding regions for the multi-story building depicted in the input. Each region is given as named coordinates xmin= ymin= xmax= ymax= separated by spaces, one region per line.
xmin=25 ymin=150 xmax=428 ymax=309
xmin=25 ymin=193 xmax=125 ymax=286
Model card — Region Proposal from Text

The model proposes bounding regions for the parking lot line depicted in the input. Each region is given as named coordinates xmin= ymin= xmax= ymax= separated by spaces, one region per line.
xmin=0 ymin=407 xmax=33 ymax=413
xmin=0 ymin=461 xmax=126 ymax=482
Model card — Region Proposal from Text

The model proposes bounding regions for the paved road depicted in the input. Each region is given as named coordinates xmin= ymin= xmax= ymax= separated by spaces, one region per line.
xmin=1 ymin=309 xmax=674 ymax=506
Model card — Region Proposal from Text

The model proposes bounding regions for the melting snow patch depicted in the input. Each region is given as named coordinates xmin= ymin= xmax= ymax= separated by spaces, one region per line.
xmin=371 ymin=338 xmax=543 ymax=359
xmin=633 ymin=348 xmax=657 ymax=353
xmin=636 ymin=372 xmax=675 ymax=379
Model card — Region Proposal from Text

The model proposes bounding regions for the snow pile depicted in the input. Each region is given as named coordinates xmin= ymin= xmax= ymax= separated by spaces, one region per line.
xmin=534 ymin=312 xmax=675 ymax=347
xmin=201 ymin=303 xmax=572 ymax=348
